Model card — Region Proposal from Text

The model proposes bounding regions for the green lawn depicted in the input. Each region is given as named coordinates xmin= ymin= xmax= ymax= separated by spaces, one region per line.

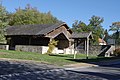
xmin=0 ymin=50 xmax=96 ymax=65
xmin=0 ymin=50 xmax=118 ymax=66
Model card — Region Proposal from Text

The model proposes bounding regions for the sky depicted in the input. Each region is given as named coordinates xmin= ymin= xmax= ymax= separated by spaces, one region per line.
xmin=2 ymin=0 xmax=120 ymax=32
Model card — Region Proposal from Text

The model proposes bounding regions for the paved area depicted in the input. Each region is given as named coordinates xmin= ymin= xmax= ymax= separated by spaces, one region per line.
xmin=0 ymin=59 xmax=120 ymax=80
xmin=94 ymin=59 xmax=120 ymax=67
xmin=65 ymin=66 xmax=120 ymax=80
xmin=0 ymin=59 xmax=106 ymax=80
xmin=64 ymin=59 xmax=120 ymax=80
xmin=64 ymin=59 xmax=120 ymax=68
xmin=63 ymin=62 xmax=98 ymax=69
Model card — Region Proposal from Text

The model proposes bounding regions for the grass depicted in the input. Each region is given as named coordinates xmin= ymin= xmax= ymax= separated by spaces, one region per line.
xmin=0 ymin=50 xmax=119 ymax=66
xmin=0 ymin=50 xmax=85 ymax=66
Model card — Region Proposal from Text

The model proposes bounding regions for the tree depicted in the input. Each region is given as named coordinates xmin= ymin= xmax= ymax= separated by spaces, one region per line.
xmin=72 ymin=20 xmax=91 ymax=32
xmin=88 ymin=15 xmax=104 ymax=44
xmin=72 ymin=15 xmax=104 ymax=44
xmin=103 ymin=29 xmax=109 ymax=43
xmin=9 ymin=4 xmax=59 ymax=26
xmin=109 ymin=22 xmax=120 ymax=45
xmin=109 ymin=22 xmax=120 ymax=32
xmin=0 ymin=3 xmax=9 ymax=43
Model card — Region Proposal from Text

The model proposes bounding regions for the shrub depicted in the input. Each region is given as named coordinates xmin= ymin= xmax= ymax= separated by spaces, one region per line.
xmin=46 ymin=39 xmax=58 ymax=55
xmin=114 ymin=48 xmax=120 ymax=57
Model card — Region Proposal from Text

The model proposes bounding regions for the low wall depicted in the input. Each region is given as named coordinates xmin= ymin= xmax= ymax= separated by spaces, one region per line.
xmin=16 ymin=45 xmax=43 ymax=53
xmin=41 ymin=46 xmax=59 ymax=54
xmin=64 ymin=48 xmax=76 ymax=54
xmin=70 ymin=45 xmax=102 ymax=55
xmin=89 ymin=45 xmax=102 ymax=56
xmin=73 ymin=45 xmax=110 ymax=56
xmin=15 ymin=45 xmax=59 ymax=54
xmin=15 ymin=45 xmax=112 ymax=55
xmin=116 ymin=45 xmax=120 ymax=49
xmin=0 ymin=45 xmax=9 ymax=50
xmin=89 ymin=45 xmax=115 ymax=56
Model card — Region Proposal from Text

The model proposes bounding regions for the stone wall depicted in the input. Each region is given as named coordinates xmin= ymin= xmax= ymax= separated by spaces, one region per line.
xmin=15 ymin=45 xmax=43 ymax=53
xmin=75 ymin=45 xmax=110 ymax=56
xmin=0 ymin=45 xmax=9 ymax=50
xmin=14 ymin=45 xmax=114 ymax=56
xmin=116 ymin=45 xmax=120 ymax=49
xmin=89 ymin=45 xmax=102 ymax=56
xmin=15 ymin=45 xmax=59 ymax=54
xmin=64 ymin=48 xmax=76 ymax=54
xmin=89 ymin=45 xmax=113 ymax=56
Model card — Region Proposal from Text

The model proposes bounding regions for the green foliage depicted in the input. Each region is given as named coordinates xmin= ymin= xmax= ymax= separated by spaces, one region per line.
xmin=72 ymin=15 xmax=104 ymax=45
xmin=9 ymin=4 xmax=59 ymax=26
xmin=0 ymin=4 xmax=60 ymax=43
xmin=89 ymin=15 xmax=104 ymax=27
xmin=109 ymin=22 xmax=120 ymax=31
xmin=46 ymin=39 xmax=58 ymax=54
xmin=109 ymin=22 xmax=120 ymax=45
xmin=89 ymin=15 xmax=104 ymax=44
xmin=72 ymin=20 xmax=89 ymax=32
xmin=111 ymin=31 xmax=120 ymax=45
xmin=0 ymin=4 xmax=9 ymax=43
xmin=104 ymin=29 xmax=109 ymax=43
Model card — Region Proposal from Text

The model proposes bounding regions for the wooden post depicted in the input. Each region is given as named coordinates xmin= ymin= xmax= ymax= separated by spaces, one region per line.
xmin=69 ymin=40 xmax=72 ymax=54
xmin=85 ymin=39 xmax=86 ymax=54
xmin=29 ymin=37 xmax=31 ymax=45
xmin=86 ymin=38 xmax=89 ymax=59
xmin=69 ymin=40 xmax=71 ymax=48
xmin=74 ymin=39 xmax=76 ymax=59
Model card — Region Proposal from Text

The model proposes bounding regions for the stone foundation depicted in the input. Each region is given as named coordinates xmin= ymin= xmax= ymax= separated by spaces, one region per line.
xmin=11 ymin=45 xmax=116 ymax=56
xmin=16 ymin=45 xmax=43 ymax=53
xmin=0 ymin=45 xmax=9 ymax=50
xmin=15 ymin=45 xmax=76 ymax=54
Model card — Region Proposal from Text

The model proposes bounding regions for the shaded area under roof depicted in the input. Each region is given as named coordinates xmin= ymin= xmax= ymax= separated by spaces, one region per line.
xmin=5 ymin=22 xmax=68 ymax=36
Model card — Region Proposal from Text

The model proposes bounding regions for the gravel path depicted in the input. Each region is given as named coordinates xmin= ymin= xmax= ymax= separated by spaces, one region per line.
xmin=0 ymin=60 xmax=107 ymax=80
